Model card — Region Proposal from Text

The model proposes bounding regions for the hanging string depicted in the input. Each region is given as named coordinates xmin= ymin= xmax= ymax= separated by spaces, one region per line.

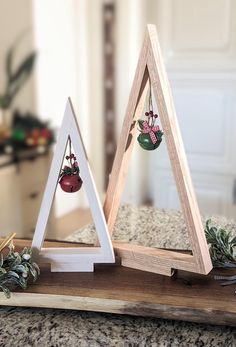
xmin=69 ymin=136 xmax=72 ymax=155
xmin=148 ymin=77 xmax=153 ymax=112
xmin=68 ymin=136 xmax=72 ymax=167
xmin=148 ymin=77 xmax=154 ymax=126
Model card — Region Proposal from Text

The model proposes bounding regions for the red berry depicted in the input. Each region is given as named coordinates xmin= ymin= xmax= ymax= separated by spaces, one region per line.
xmin=154 ymin=114 xmax=158 ymax=118
xmin=149 ymin=111 xmax=153 ymax=115
xmin=145 ymin=112 xmax=149 ymax=116
xmin=66 ymin=156 xmax=70 ymax=160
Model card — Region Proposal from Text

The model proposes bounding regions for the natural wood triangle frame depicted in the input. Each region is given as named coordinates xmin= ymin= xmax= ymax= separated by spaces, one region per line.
xmin=104 ymin=25 xmax=212 ymax=276
xmin=32 ymin=98 xmax=115 ymax=272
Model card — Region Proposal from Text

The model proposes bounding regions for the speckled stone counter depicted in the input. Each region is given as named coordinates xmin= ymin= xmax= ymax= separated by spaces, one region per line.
xmin=66 ymin=205 xmax=236 ymax=248
xmin=0 ymin=307 xmax=235 ymax=346
xmin=0 ymin=206 xmax=236 ymax=347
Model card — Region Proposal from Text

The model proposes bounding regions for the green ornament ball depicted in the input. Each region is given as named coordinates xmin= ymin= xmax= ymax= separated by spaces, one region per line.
xmin=137 ymin=133 xmax=162 ymax=151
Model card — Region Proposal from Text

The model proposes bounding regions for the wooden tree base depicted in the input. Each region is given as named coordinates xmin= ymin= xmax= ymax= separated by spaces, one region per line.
xmin=0 ymin=239 xmax=235 ymax=327
xmin=114 ymin=242 xmax=196 ymax=276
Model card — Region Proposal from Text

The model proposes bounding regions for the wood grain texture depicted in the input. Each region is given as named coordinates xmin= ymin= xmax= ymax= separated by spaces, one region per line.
xmin=146 ymin=25 xmax=211 ymax=275
xmin=31 ymin=99 xmax=115 ymax=271
xmin=103 ymin=25 xmax=212 ymax=276
xmin=0 ymin=240 xmax=235 ymax=327
xmin=113 ymin=241 xmax=196 ymax=275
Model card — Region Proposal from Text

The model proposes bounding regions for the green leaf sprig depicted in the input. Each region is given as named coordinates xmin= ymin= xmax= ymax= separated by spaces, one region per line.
xmin=0 ymin=247 xmax=40 ymax=298
xmin=59 ymin=153 xmax=80 ymax=179
xmin=205 ymin=219 xmax=236 ymax=268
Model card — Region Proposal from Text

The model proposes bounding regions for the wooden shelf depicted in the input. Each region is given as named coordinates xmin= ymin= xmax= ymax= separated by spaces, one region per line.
xmin=0 ymin=239 xmax=235 ymax=326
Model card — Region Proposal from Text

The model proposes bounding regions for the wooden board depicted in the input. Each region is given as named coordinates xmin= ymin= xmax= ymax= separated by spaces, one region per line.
xmin=0 ymin=239 xmax=235 ymax=327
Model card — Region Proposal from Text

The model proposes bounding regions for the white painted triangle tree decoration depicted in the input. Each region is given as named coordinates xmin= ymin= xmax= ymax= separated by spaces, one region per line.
xmin=32 ymin=98 xmax=115 ymax=272
xmin=104 ymin=25 xmax=212 ymax=276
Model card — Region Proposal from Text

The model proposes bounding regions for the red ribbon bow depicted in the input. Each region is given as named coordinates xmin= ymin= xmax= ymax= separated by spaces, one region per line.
xmin=142 ymin=121 xmax=160 ymax=144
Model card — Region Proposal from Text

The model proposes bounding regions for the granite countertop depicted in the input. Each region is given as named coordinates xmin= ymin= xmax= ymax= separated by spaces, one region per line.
xmin=0 ymin=205 xmax=236 ymax=347
xmin=66 ymin=204 xmax=236 ymax=248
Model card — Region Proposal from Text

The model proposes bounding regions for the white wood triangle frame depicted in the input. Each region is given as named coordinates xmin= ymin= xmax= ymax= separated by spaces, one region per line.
xmin=105 ymin=25 xmax=212 ymax=276
xmin=32 ymin=98 xmax=115 ymax=272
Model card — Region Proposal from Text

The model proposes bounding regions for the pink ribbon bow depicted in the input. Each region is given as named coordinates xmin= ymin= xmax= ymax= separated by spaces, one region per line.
xmin=142 ymin=121 xmax=160 ymax=144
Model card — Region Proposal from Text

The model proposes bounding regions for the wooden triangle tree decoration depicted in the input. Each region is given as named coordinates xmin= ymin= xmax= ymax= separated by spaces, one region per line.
xmin=32 ymin=98 xmax=115 ymax=272
xmin=104 ymin=25 xmax=212 ymax=276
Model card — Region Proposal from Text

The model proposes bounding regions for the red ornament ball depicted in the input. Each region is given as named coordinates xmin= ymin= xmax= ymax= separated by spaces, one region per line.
xmin=59 ymin=174 xmax=83 ymax=193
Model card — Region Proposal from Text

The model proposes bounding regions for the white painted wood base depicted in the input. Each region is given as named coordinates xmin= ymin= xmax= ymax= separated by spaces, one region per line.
xmin=50 ymin=262 xmax=94 ymax=272
xmin=37 ymin=247 xmax=112 ymax=272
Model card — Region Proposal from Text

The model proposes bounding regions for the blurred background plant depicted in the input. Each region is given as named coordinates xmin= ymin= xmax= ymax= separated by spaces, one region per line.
xmin=0 ymin=33 xmax=54 ymax=155
xmin=0 ymin=34 xmax=36 ymax=125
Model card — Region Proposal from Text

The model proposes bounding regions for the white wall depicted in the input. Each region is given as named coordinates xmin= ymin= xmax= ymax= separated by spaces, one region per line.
xmin=32 ymin=0 xmax=105 ymax=217
xmin=33 ymin=0 xmax=87 ymax=216
xmin=146 ymin=0 xmax=236 ymax=218
xmin=116 ymin=0 xmax=151 ymax=205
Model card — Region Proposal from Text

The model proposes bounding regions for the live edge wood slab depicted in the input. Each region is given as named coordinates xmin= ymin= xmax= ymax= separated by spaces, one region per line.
xmin=0 ymin=239 xmax=235 ymax=327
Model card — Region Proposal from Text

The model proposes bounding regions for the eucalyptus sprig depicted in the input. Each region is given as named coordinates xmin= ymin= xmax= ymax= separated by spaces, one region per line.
xmin=0 ymin=246 xmax=40 ymax=298
xmin=205 ymin=219 xmax=236 ymax=268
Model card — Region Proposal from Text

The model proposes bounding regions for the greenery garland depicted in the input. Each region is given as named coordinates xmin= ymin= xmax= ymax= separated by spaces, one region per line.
xmin=0 ymin=246 xmax=40 ymax=298
xmin=205 ymin=219 xmax=236 ymax=268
